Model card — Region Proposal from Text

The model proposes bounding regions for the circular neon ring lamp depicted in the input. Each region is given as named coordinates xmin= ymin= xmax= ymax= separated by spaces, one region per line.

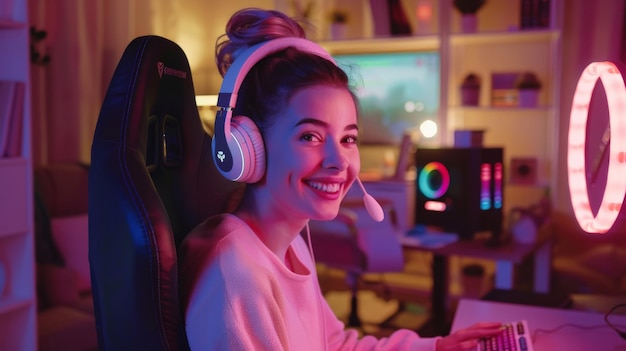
xmin=567 ymin=61 xmax=626 ymax=234
xmin=419 ymin=161 xmax=450 ymax=199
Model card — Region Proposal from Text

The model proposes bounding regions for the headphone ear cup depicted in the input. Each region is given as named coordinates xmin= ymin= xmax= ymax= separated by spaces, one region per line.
xmin=230 ymin=116 xmax=266 ymax=183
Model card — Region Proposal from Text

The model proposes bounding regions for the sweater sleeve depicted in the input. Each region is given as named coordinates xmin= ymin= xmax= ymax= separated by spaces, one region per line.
xmin=321 ymin=297 xmax=441 ymax=351
xmin=184 ymin=240 xmax=294 ymax=350
xmin=186 ymin=272 xmax=294 ymax=350
xmin=182 ymin=217 xmax=442 ymax=351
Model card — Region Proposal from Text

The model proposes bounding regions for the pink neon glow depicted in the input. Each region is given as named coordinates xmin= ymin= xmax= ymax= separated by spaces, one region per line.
xmin=419 ymin=162 xmax=450 ymax=199
xmin=567 ymin=61 xmax=626 ymax=234
xmin=416 ymin=3 xmax=433 ymax=21
xmin=424 ymin=200 xmax=446 ymax=212
xmin=480 ymin=163 xmax=491 ymax=210
xmin=494 ymin=162 xmax=503 ymax=209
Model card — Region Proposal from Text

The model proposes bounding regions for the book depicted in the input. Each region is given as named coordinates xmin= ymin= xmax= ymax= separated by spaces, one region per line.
xmin=520 ymin=0 xmax=551 ymax=29
xmin=0 ymin=80 xmax=16 ymax=156
xmin=4 ymin=81 xmax=24 ymax=157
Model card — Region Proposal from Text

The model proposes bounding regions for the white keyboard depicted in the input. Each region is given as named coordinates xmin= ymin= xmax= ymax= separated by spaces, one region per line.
xmin=478 ymin=320 xmax=534 ymax=351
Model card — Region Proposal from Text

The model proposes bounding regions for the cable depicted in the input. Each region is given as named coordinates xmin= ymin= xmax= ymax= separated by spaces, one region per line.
xmin=533 ymin=323 xmax=612 ymax=339
xmin=305 ymin=222 xmax=316 ymax=264
xmin=531 ymin=303 xmax=626 ymax=341
xmin=605 ymin=303 xmax=626 ymax=340
xmin=304 ymin=222 xmax=328 ymax=351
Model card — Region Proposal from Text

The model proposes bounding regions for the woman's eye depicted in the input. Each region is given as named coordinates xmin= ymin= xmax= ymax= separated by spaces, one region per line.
xmin=300 ymin=133 xmax=321 ymax=142
xmin=344 ymin=135 xmax=358 ymax=144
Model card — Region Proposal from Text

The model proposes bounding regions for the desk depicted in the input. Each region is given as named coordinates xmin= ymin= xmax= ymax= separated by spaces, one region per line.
xmin=402 ymin=236 xmax=552 ymax=335
xmin=412 ymin=237 xmax=553 ymax=291
xmin=570 ymin=293 xmax=626 ymax=315
xmin=452 ymin=299 xmax=626 ymax=351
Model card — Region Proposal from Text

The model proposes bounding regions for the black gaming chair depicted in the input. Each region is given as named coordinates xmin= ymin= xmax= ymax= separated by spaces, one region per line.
xmin=89 ymin=35 xmax=243 ymax=351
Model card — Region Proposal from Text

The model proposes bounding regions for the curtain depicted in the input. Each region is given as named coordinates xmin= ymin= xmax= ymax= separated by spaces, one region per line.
xmin=28 ymin=0 xmax=268 ymax=166
xmin=555 ymin=0 xmax=625 ymax=214
xmin=29 ymin=0 xmax=104 ymax=165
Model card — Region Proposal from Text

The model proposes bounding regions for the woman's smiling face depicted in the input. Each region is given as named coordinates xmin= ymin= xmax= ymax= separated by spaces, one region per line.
xmin=260 ymin=85 xmax=360 ymax=221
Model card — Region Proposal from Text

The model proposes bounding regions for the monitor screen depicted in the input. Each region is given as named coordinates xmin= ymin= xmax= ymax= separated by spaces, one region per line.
xmin=334 ymin=51 xmax=440 ymax=145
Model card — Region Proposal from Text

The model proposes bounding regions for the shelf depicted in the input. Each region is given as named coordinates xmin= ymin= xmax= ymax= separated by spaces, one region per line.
xmin=450 ymin=28 xmax=560 ymax=45
xmin=506 ymin=182 xmax=551 ymax=189
xmin=0 ymin=19 xmax=26 ymax=29
xmin=449 ymin=105 xmax=554 ymax=112
xmin=0 ymin=229 xmax=27 ymax=240
xmin=0 ymin=295 xmax=33 ymax=314
xmin=0 ymin=156 xmax=27 ymax=166
xmin=0 ymin=2 xmax=35 ymax=346
xmin=319 ymin=35 xmax=440 ymax=54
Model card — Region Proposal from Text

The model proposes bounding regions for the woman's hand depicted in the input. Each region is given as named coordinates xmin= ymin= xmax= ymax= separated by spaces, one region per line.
xmin=435 ymin=322 xmax=502 ymax=351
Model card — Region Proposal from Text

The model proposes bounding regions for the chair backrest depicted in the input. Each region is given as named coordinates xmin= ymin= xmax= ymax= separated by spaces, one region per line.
xmin=89 ymin=35 xmax=242 ymax=351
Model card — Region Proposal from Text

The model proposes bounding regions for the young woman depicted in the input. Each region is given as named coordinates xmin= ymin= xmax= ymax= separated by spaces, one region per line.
xmin=179 ymin=8 xmax=501 ymax=350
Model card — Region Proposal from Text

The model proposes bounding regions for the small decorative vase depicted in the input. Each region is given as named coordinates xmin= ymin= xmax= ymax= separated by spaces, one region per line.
xmin=461 ymin=87 xmax=480 ymax=106
xmin=461 ymin=14 xmax=478 ymax=33
xmin=460 ymin=73 xmax=481 ymax=106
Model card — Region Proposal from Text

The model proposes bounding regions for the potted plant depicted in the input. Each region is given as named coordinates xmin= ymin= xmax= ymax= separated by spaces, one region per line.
xmin=453 ymin=0 xmax=487 ymax=32
xmin=516 ymin=72 xmax=541 ymax=107
xmin=460 ymin=73 xmax=481 ymax=106
xmin=453 ymin=0 xmax=487 ymax=14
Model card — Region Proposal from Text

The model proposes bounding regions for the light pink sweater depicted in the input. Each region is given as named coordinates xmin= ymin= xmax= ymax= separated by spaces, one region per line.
xmin=179 ymin=214 xmax=439 ymax=350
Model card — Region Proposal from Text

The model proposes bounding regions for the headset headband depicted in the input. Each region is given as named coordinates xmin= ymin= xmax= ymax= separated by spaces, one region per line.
xmin=216 ymin=37 xmax=336 ymax=109
xmin=213 ymin=37 xmax=336 ymax=179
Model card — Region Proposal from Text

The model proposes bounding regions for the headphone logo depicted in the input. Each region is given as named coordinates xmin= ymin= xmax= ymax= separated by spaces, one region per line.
xmin=216 ymin=150 xmax=226 ymax=162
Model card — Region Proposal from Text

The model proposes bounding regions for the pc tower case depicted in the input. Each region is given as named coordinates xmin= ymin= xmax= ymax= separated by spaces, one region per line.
xmin=414 ymin=147 xmax=504 ymax=240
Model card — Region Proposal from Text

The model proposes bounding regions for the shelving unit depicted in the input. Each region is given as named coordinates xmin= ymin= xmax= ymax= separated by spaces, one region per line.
xmin=0 ymin=0 xmax=36 ymax=350
xmin=441 ymin=0 xmax=563 ymax=212
xmin=314 ymin=0 xmax=562 ymax=214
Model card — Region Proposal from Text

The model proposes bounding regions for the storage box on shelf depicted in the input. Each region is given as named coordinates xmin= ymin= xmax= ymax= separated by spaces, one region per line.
xmin=0 ymin=0 xmax=36 ymax=350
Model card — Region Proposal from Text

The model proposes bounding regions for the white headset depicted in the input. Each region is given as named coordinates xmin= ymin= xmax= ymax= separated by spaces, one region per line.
xmin=210 ymin=37 xmax=384 ymax=222
xmin=212 ymin=37 xmax=336 ymax=183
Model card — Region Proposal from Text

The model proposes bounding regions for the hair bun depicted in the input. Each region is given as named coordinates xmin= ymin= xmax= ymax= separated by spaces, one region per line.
xmin=216 ymin=8 xmax=306 ymax=76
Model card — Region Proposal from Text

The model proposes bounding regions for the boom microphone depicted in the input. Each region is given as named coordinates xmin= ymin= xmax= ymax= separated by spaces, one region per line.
xmin=355 ymin=178 xmax=384 ymax=222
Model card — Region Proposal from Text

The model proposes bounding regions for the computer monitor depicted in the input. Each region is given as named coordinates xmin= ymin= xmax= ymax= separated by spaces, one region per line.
xmin=414 ymin=147 xmax=504 ymax=240
xmin=333 ymin=51 xmax=440 ymax=145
